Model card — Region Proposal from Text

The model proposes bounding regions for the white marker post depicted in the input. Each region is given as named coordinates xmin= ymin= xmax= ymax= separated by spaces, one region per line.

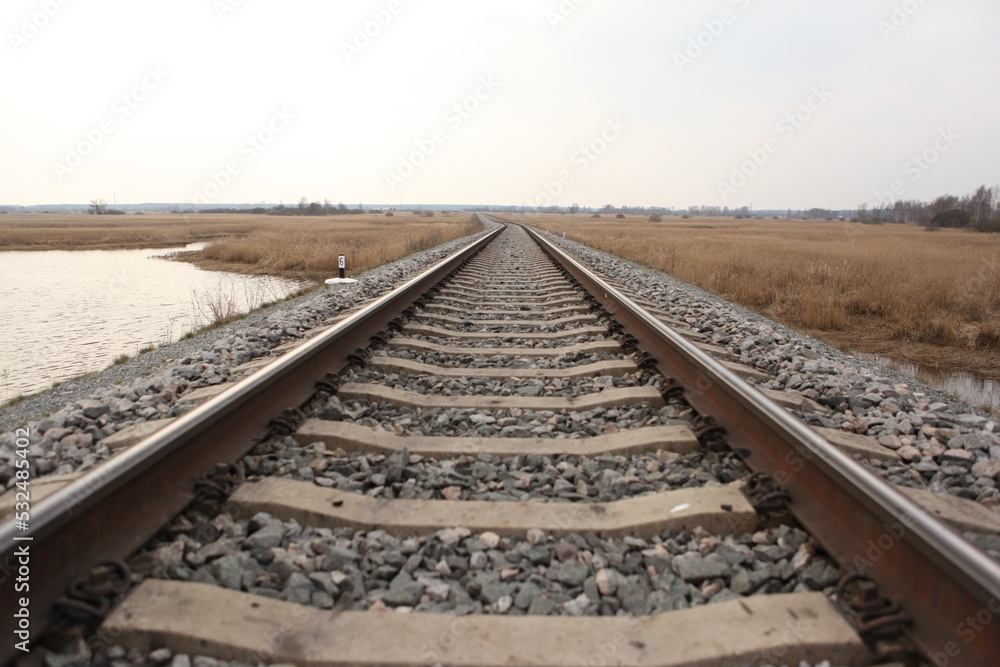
xmin=325 ymin=253 xmax=358 ymax=286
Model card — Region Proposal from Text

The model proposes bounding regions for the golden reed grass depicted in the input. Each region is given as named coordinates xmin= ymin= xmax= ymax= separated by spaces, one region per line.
xmin=515 ymin=214 xmax=1000 ymax=377
xmin=0 ymin=213 xmax=257 ymax=250
xmin=0 ymin=212 xmax=482 ymax=283
xmin=194 ymin=213 xmax=481 ymax=281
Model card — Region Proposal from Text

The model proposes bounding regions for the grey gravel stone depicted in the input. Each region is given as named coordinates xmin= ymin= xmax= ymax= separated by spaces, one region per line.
xmin=546 ymin=559 xmax=590 ymax=587
xmin=0 ymin=225 xmax=496 ymax=478
xmin=673 ymin=553 xmax=731 ymax=581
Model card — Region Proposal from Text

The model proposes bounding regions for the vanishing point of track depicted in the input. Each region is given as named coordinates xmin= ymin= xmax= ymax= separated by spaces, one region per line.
xmin=2 ymin=215 xmax=999 ymax=666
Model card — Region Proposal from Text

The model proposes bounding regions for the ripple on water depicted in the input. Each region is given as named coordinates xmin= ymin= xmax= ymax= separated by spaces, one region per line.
xmin=0 ymin=244 xmax=310 ymax=399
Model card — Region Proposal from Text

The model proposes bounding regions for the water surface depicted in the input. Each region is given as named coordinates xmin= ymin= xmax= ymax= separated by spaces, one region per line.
xmin=0 ymin=244 xmax=310 ymax=400
xmin=855 ymin=353 xmax=998 ymax=413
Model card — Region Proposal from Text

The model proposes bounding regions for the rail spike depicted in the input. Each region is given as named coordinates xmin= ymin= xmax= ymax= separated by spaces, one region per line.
xmin=740 ymin=471 xmax=791 ymax=520
xmin=837 ymin=574 xmax=917 ymax=664
xmin=190 ymin=462 xmax=245 ymax=516
xmin=314 ymin=372 xmax=341 ymax=397
xmin=267 ymin=407 xmax=305 ymax=437
xmin=53 ymin=559 xmax=131 ymax=623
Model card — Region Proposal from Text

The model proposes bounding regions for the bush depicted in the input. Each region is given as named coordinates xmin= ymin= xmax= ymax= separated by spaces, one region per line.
xmin=591 ymin=213 xmax=601 ymax=218
xmin=616 ymin=213 xmax=625 ymax=219
xmin=423 ymin=211 xmax=434 ymax=217
xmin=681 ymin=215 xmax=691 ymax=219
xmin=929 ymin=209 xmax=970 ymax=228
xmin=385 ymin=211 xmax=394 ymax=217
xmin=976 ymin=219 xmax=1000 ymax=233
xmin=649 ymin=215 xmax=662 ymax=223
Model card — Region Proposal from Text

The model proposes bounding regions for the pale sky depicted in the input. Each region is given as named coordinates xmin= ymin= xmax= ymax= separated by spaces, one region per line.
xmin=2 ymin=0 xmax=997 ymax=210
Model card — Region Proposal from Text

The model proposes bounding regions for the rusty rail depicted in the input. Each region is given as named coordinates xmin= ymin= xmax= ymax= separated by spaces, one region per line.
xmin=511 ymin=217 xmax=1000 ymax=666
xmin=0 ymin=222 xmax=503 ymax=665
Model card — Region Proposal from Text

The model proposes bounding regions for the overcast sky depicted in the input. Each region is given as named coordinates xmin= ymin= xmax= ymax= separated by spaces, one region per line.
xmin=2 ymin=0 xmax=997 ymax=209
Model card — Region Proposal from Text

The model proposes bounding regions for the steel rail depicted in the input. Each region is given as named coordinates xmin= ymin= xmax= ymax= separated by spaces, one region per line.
xmin=0 ymin=222 xmax=504 ymax=665
xmin=509 ymin=217 xmax=1000 ymax=666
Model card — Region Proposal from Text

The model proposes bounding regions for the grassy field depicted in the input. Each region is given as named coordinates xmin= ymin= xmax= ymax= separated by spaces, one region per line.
xmin=0 ymin=213 xmax=257 ymax=250
xmin=191 ymin=213 xmax=482 ymax=282
xmin=0 ymin=212 xmax=483 ymax=282
xmin=515 ymin=213 xmax=1000 ymax=380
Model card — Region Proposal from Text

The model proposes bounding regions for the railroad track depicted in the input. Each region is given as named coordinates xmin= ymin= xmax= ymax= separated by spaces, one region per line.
xmin=2 ymin=215 xmax=999 ymax=666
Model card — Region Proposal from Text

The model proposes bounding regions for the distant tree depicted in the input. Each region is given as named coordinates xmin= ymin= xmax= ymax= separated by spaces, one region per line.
xmin=570 ymin=203 xmax=580 ymax=214
xmin=929 ymin=209 xmax=970 ymax=229
xmin=964 ymin=185 xmax=995 ymax=230
xmin=649 ymin=214 xmax=662 ymax=222
xmin=88 ymin=199 xmax=108 ymax=215
xmin=928 ymin=195 xmax=960 ymax=219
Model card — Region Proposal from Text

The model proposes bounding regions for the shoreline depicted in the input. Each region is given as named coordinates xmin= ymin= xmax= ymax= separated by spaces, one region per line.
xmin=801 ymin=327 xmax=1000 ymax=383
xmin=0 ymin=228 xmax=496 ymax=432
xmin=0 ymin=235 xmax=228 ymax=253
xmin=2 ymin=228 xmax=997 ymax=386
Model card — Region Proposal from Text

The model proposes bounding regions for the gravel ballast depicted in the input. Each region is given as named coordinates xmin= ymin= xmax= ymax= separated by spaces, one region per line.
xmin=0 ymin=226 xmax=498 ymax=485
xmin=13 ymin=219 xmax=992 ymax=667
xmin=534 ymin=230 xmax=1000 ymax=510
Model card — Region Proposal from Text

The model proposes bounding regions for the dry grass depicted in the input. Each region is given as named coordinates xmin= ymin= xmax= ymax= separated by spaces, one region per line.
xmin=515 ymin=213 xmax=1000 ymax=379
xmin=0 ymin=212 xmax=483 ymax=283
xmin=191 ymin=213 xmax=482 ymax=282
xmin=0 ymin=213 xmax=256 ymax=250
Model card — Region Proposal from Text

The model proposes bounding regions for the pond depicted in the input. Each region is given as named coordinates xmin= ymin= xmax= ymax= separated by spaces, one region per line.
xmin=855 ymin=353 xmax=998 ymax=414
xmin=0 ymin=244 xmax=311 ymax=400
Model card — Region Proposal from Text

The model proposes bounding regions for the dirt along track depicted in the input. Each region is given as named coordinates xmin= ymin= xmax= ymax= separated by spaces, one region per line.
xmin=2 ymin=216 xmax=999 ymax=667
